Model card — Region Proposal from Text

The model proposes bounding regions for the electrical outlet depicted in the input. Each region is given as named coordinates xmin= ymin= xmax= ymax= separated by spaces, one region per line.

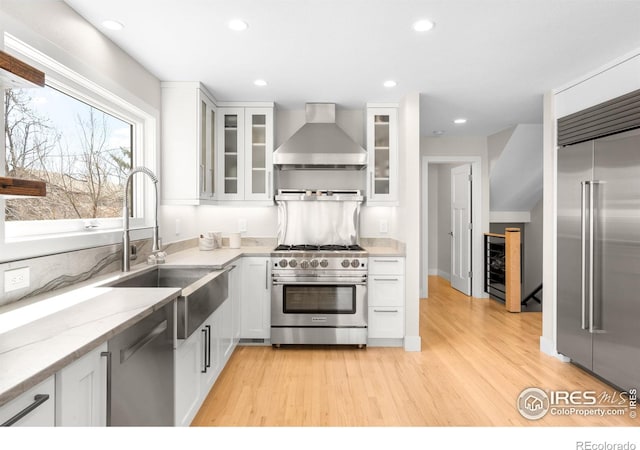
xmin=379 ymin=219 xmax=389 ymax=234
xmin=4 ymin=267 xmax=30 ymax=293
xmin=175 ymin=218 xmax=181 ymax=236
xmin=238 ymin=218 xmax=247 ymax=233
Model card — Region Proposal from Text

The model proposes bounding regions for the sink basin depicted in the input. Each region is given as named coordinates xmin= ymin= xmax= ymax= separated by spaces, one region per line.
xmin=106 ymin=266 xmax=214 ymax=289
xmin=104 ymin=266 xmax=228 ymax=339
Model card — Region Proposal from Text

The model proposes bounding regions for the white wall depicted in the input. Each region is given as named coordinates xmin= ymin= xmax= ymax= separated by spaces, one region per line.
xmin=524 ymin=198 xmax=543 ymax=296
xmin=399 ymin=93 xmax=421 ymax=352
xmin=487 ymin=126 xmax=516 ymax=173
xmin=542 ymin=47 xmax=640 ymax=358
xmin=436 ymin=164 xmax=457 ymax=280
xmin=427 ymin=165 xmax=438 ymax=274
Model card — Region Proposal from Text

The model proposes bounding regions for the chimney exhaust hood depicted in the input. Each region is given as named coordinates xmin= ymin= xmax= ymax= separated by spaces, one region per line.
xmin=273 ymin=103 xmax=367 ymax=170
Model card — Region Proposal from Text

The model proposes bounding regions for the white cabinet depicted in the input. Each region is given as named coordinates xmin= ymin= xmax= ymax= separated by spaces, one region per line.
xmin=174 ymin=326 xmax=203 ymax=427
xmin=55 ymin=343 xmax=107 ymax=426
xmin=240 ymin=257 xmax=271 ymax=339
xmin=217 ymin=105 xmax=274 ymax=201
xmin=174 ymin=288 xmax=240 ymax=426
xmin=368 ymin=257 xmax=405 ymax=340
xmin=366 ymin=104 xmax=398 ymax=204
xmin=229 ymin=263 xmax=242 ymax=346
xmin=0 ymin=377 xmax=55 ymax=426
xmin=161 ymin=82 xmax=217 ymax=204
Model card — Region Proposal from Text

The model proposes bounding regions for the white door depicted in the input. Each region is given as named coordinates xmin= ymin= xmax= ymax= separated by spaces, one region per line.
xmin=450 ymin=164 xmax=472 ymax=295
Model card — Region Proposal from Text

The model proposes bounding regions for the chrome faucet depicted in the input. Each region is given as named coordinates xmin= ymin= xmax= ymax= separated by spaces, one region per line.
xmin=122 ymin=167 xmax=160 ymax=272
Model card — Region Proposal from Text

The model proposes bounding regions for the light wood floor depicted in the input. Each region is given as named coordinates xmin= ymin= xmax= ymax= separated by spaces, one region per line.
xmin=192 ymin=276 xmax=637 ymax=426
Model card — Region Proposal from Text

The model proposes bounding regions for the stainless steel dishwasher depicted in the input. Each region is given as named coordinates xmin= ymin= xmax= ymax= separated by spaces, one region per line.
xmin=105 ymin=300 xmax=175 ymax=426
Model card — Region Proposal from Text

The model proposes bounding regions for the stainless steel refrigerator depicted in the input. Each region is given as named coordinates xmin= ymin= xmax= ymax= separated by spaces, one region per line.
xmin=557 ymin=127 xmax=640 ymax=392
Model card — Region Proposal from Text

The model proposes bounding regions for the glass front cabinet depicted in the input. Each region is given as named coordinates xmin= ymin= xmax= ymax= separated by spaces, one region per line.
xmin=366 ymin=105 xmax=398 ymax=204
xmin=217 ymin=105 xmax=273 ymax=201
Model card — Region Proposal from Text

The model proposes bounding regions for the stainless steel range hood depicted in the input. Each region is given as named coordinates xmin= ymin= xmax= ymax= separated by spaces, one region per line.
xmin=273 ymin=103 xmax=367 ymax=170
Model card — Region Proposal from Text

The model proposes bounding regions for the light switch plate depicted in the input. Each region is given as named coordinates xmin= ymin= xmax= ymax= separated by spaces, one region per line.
xmin=379 ymin=219 xmax=389 ymax=234
xmin=238 ymin=218 xmax=247 ymax=233
xmin=5 ymin=267 xmax=30 ymax=293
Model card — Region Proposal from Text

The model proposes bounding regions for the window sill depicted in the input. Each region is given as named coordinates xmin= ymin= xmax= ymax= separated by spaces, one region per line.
xmin=1 ymin=227 xmax=153 ymax=264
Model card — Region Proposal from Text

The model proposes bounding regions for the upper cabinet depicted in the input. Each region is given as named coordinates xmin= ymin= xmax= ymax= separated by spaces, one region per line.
xmin=366 ymin=104 xmax=398 ymax=204
xmin=161 ymin=82 xmax=217 ymax=205
xmin=217 ymin=105 xmax=274 ymax=202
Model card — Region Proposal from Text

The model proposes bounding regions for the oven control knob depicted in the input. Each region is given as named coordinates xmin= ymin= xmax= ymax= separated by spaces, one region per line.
xmin=300 ymin=260 xmax=310 ymax=269
xmin=341 ymin=259 xmax=350 ymax=268
xmin=310 ymin=259 xmax=319 ymax=268
xmin=289 ymin=259 xmax=298 ymax=268
xmin=351 ymin=259 xmax=360 ymax=268
xmin=320 ymin=259 xmax=329 ymax=268
xmin=278 ymin=259 xmax=288 ymax=268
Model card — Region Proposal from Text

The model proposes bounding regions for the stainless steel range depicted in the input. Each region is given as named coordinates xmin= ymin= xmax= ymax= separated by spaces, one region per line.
xmin=271 ymin=190 xmax=368 ymax=347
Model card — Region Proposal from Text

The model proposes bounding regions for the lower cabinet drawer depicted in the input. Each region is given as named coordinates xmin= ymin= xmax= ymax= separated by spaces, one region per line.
xmin=0 ymin=377 xmax=55 ymax=427
xmin=368 ymin=307 xmax=404 ymax=339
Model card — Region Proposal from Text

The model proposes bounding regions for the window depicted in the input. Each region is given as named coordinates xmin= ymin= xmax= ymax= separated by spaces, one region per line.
xmin=4 ymin=85 xmax=133 ymax=222
xmin=1 ymin=33 xmax=158 ymax=261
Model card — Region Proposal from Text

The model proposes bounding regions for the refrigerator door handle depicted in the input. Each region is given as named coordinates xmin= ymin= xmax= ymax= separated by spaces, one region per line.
xmin=588 ymin=180 xmax=601 ymax=333
xmin=581 ymin=181 xmax=588 ymax=330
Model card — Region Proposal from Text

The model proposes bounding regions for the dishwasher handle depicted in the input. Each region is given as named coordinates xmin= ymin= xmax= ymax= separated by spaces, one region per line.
xmin=120 ymin=320 xmax=168 ymax=364
xmin=1 ymin=394 xmax=50 ymax=427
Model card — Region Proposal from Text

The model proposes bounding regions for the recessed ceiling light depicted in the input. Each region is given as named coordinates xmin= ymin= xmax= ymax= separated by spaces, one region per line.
xmin=413 ymin=19 xmax=435 ymax=32
xmin=254 ymin=79 xmax=267 ymax=87
xmin=228 ymin=19 xmax=248 ymax=31
xmin=102 ymin=20 xmax=124 ymax=31
xmin=383 ymin=80 xmax=397 ymax=88
xmin=454 ymin=118 xmax=467 ymax=124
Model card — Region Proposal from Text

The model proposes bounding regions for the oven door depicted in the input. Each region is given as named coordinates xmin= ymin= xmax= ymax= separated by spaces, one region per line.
xmin=271 ymin=278 xmax=367 ymax=328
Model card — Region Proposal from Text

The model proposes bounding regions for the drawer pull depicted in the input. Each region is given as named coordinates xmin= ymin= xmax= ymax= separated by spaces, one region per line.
xmin=373 ymin=278 xmax=399 ymax=281
xmin=373 ymin=259 xmax=399 ymax=263
xmin=373 ymin=309 xmax=399 ymax=313
xmin=1 ymin=394 xmax=50 ymax=426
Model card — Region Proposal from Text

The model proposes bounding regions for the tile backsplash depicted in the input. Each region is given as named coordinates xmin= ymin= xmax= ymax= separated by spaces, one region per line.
xmin=0 ymin=237 xmax=196 ymax=307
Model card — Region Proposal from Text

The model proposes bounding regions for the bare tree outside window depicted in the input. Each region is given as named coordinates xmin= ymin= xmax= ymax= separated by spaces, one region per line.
xmin=4 ymin=86 xmax=132 ymax=222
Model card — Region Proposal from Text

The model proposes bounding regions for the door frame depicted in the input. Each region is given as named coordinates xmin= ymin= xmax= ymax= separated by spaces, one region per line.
xmin=421 ymin=156 xmax=487 ymax=299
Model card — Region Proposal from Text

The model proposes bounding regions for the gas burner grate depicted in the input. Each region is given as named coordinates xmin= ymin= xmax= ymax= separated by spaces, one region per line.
xmin=273 ymin=244 xmax=366 ymax=252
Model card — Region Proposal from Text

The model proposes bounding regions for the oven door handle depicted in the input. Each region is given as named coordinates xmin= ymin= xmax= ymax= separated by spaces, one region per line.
xmin=272 ymin=280 xmax=367 ymax=286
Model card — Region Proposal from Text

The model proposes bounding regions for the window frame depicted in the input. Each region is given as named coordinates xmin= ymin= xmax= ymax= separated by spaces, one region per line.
xmin=1 ymin=34 xmax=159 ymax=263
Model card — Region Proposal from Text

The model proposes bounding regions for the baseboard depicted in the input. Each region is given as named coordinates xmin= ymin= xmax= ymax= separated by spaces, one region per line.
xmin=367 ymin=338 xmax=404 ymax=348
xmin=404 ymin=335 xmax=422 ymax=352
xmin=539 ymin=336 xmax=570 ymax=362
xmin=428 ymin=269 xmax=438 ymax=276
xmin=437 ymin=270 xmax=451 ymax=281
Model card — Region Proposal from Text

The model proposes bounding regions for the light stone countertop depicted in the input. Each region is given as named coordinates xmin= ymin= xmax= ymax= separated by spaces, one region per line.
xmin=0 ymin=245 xmax=270 ymax=408
xmin=0 ymin=286 xmax=180 ymax=407
xmin=0 ymin=243 xmax=401 ymax=407
xmin=364 ymin=246 xmax=406 ymax=257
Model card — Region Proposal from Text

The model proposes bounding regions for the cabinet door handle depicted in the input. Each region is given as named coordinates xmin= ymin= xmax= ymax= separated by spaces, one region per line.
xmin=101 ymin=351 xmax=112 ymax=427
xmin=205 ymin=325 xmax=212 ymax=368
xmin=373 ymin=309 xmax=399 ymax=313
xmin=201 ymin=328 xmax=208 ymax=373
xmin=1 ymin=394 xmax=50 ymax=427
xmin=265 ymin=260 xmax=269 ymax=290
xmin=268 ymin=171 xmax=272 ymax=199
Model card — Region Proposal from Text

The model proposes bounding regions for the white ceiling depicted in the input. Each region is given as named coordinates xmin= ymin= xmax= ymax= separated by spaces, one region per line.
xmin=63 ymin=0 xmax=640 ymax=137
